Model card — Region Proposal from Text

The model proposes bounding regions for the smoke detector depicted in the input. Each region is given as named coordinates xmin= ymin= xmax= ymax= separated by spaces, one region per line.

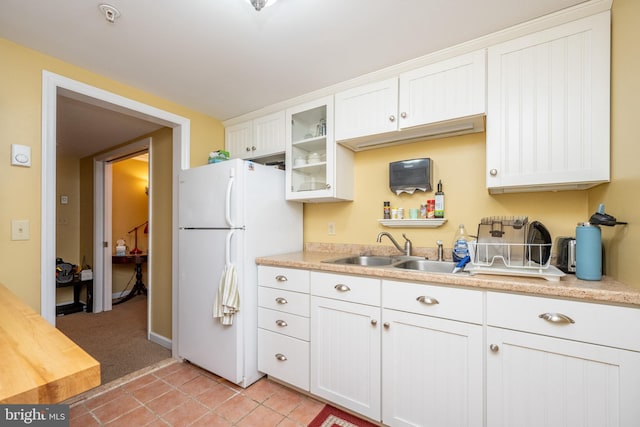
xmin=98 ymin=4 xmax=121 ymax=23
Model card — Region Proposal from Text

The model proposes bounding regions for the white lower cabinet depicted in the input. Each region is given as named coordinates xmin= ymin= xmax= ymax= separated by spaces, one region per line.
xmin=310 ymin=272 xmax=381 ymax=420
xmin=486 ymin=292 xmax=640 ymax=427
xmin=382 ymin=280 xmax=484 ymax=427
xmin=257 ymin=267 xmax=310 ymax=391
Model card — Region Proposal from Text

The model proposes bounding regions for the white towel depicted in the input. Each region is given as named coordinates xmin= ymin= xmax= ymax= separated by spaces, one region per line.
xmin=213 ymin=263 xmax=240 ymax=325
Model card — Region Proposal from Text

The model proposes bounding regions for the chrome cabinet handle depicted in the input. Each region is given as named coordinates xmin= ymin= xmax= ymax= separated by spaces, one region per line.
xmin=489 ymin=168 xmax=498 ymax=177
xmin=334 ymin=284 xmax=351 ymax=292
xmin=275 ymin=275 xmax=288 ymax=282
xmin=383 ymin=322 xmax=390 ymax=329
xmin=416 ymin=296 xmax=439 ymax=305
xmin=275 ymin=319 xmax=288 ymax=327
xmin=539 ymin=312 xmax=575 ymax=324
xmin=389 ymin=115 xmax=396 ymax=122
xmin=245 ymin=147 xmax=251 ymax=152
xmin=275 ymin=297 xmax=288 ymax=305
xmin=251 ymin=146 xmax=256 ymax=151
xmin=371 ymin=319 xmax=378 ymax=326
xmin=275 ymin=353 xmax=287 ymax=361
xmin=489 ymin=344 xmax=499 ymax=352
xmin=400 ymin=111 xmax=407 ymax=119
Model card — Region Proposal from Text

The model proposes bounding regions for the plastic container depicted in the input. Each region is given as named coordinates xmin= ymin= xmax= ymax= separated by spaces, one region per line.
xmin=452 ymin=224 xmax=471 ymax=262
xmin=575 ymin=222 xmax=602 ymax=281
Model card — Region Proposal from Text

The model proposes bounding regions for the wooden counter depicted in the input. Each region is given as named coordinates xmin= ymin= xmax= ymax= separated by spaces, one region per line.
xmin=0 ymin=283 xmax=100 ymax=404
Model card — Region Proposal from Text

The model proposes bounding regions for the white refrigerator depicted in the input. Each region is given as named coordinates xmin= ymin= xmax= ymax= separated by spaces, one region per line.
xmin=177 ymin=159 xmax=302 ymax=387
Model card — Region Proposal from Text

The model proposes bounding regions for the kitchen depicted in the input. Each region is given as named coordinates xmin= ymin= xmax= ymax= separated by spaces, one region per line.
xmin=1 ymin=0 xmax=639 ymax=425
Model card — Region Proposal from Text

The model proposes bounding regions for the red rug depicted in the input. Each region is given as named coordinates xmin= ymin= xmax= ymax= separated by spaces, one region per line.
xmin=308 ymin=404 xmax=379 ymax=427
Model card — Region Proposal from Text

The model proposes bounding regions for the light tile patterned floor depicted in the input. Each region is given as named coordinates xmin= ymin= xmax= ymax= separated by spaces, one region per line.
xmin=67 ymin=360 xmax=324 ymax=426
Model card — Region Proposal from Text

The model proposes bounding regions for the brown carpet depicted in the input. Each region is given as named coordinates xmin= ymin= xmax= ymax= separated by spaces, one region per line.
xmin=56 ymin=295 xmax=171 ymax=385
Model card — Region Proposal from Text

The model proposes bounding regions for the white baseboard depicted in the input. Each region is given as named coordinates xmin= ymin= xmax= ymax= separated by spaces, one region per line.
xmin=150 ymin=331 xmax=172 ymax=350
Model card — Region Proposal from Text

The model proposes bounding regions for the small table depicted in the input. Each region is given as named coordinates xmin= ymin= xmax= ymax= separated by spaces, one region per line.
xmin=112 ymin=253 xmax=148 ymax=304
xmin=56 ymin=277 xmax=93 ymax=315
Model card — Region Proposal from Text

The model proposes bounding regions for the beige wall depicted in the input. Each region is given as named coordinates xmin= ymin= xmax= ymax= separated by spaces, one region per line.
xmin=0 ymin=37 xmax=224 ymax=312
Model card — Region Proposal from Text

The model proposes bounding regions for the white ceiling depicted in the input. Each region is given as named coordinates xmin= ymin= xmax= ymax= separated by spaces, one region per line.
xmin=1 ymin=0 xmax=587 ymax=157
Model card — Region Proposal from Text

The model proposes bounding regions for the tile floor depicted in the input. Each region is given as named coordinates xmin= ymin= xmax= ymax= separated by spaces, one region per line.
xmin=66 ymin=360 xmax=325 ymax=427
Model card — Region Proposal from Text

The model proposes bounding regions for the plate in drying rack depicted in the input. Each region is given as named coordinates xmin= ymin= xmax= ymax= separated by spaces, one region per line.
xmin=466 ymin=264 xmax=566 ymax=282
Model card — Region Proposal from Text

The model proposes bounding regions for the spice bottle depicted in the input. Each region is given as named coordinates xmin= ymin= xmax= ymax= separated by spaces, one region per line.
xmin=383 ymin=201 xmax=391 ymax=219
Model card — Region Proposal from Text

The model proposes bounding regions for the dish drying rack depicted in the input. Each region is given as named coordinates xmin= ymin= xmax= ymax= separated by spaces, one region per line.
xmin=466 ymin=216 xmax=565 ymax=281
xmin=468 ymin=240 xmax=553 ymax=270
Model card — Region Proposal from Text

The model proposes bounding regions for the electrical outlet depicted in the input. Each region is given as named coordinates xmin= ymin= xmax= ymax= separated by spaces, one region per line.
xmin=328 ymin=222 xmax=336 ymax=235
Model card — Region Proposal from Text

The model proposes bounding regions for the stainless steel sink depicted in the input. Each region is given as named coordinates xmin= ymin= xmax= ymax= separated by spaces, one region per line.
xmin=393 ymin=259 xmax=457 ymax=274
xmin=323 ymin=255 xmax=408 ymax=267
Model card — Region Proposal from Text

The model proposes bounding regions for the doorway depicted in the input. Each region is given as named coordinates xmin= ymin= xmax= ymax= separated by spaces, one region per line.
xmin=41 ymin=71 xmax=190 ymax=361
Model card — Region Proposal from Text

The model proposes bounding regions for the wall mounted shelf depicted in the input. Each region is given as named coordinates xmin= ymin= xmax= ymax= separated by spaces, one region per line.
xmin=378 ymin=219 xmax=447 ymax=228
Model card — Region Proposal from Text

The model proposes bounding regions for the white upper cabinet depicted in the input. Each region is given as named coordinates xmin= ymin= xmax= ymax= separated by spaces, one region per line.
xmin=225 ymin=110 xmax=285 ymax=160
xmin=335 ymin=50 xmax=486 ymax=151
xmin=286 ymin=96 xmax=354 ymax=203
xmin=486 ymin=11 xmax=611 ymax=193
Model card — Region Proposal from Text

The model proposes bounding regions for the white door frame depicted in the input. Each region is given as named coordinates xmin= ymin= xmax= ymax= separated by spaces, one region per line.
xmin=42 ymin=71 xmax=190 ymax=357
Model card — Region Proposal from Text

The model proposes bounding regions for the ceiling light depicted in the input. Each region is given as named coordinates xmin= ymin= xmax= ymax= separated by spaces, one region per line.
xmin=98 ymin=4 xmax=121 ymax=23
xmin=246 ymin=0 xmax=278 ymax=12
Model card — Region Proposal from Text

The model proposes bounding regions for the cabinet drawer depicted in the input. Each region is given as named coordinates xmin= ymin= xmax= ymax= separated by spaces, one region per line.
xmin=258 ymin=287 xmax=309 ymax=317
xmin=258 ymin=329 xmax=309 ymax=391
xmin=258 ymin=307 xmax=309 ymax=341
xmin=383 ymin=280 xmax=483 ymax=324
xmin=310 ymin=272 xmax=380 ymax=306
xmin=487 ymin=292 xmax=640 ymax=351
xmin=258 ymin=266 xmax=310 ymax=293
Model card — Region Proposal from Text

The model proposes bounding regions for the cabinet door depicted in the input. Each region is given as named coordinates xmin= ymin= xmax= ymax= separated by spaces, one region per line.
xmin=487 ymin=327 xmax=640 ymax=427
xmin=398 ymin=49 xmax=486 ymax=129
xmin=285 ymin=96 xmax=353 ymax=202
xmin=310 ymin=296 xmax=381 ymax=421
xmin=486 ymin=11 xmax=610 ymax=192
xmin=334 ymin=77 xmax=399 ymax=141
xmin=252 ymin=111 xmax=285 ymax=159
xmin=382 ymin=309 xmax=483 ymax=427
xmin=225 ymin=120 xmax=253 ymax=159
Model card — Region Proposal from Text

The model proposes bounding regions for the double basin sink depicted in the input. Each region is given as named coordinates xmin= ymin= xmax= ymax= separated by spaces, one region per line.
xmin=322 ymin=255 xmax=460 ymax=274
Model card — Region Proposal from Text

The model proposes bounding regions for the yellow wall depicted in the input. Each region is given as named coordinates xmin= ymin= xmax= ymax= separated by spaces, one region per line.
xmin=0 ymin=37 xmax=224 ymax=312
xmin=304 ymin=132 xmax=587 ymax=251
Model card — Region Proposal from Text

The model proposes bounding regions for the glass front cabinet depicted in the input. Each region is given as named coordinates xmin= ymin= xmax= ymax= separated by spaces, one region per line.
xmin=285 ymin=96 xmax=353 ymax=202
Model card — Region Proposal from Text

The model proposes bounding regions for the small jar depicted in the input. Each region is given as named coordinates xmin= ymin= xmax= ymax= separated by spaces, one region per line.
xmin=427 ymin=199 xmax=435 ymax=218
xmin=391 ymin=208 xmax=399 ymax=220
xmin=397 ymin=207 xmax=405 ymax=219
xmin=383 ymin=201 xmax=391 ymax=219
xmin=420 ymin=204 xmax=427 ymax=219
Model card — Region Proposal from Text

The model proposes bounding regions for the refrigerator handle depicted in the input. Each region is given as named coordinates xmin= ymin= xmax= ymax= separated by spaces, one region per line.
xmin=225 ymin=168 xmax=235 ymax=228
xmin=225 ymin=230 xmax=235 ymax=265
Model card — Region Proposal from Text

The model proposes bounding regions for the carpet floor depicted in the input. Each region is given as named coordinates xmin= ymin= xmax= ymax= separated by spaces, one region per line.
xmin=56 ymin=295 xmax=171 ymax=385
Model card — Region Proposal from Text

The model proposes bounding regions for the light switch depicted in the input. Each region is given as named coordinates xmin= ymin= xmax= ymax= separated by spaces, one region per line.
xmin=11 ymin=144 xmax=31 ymax=167
xmin=11 ymin=220 xmax=30 ymax=241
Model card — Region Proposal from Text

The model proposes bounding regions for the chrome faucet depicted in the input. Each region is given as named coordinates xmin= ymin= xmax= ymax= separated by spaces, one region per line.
xmin=377 ymin=232 xmax=412 ymax=256
xmin=436 ymin=240 xmax=444 ymax=261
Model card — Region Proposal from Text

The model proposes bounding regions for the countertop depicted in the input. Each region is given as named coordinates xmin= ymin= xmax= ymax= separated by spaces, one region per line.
xmin=256 ymin=247 xmax=640 ymax=307
xmin=0 ymin=283 xmax=100 ymax=404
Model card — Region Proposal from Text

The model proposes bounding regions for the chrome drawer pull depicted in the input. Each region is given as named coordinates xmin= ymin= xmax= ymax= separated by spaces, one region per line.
xmin=275 ymin=319 xmax=288 ymax=327
xmin=489 ymin=344 xmax=499 ymax=352
xmin=275 ymin=275 xmax=288 ymax=282
xmin=275 ymin=353 xmax=287 ymax=361
xmin=416 ymin=296 xmax=439 ymax=305
xmin=371 ymin=319 xmax=378 ymax=326
xmin=275 ymin=297 xmax=288 ymax=305
xmin=539 ymin=312 xmax=575 ymax=324
xmin=334 ymin=284 xmax=351 ymax=292
xmin=383 ymin=322 xmax=390 ymax=329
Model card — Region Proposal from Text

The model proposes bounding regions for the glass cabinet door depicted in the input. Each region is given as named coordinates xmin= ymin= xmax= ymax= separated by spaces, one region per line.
xmin=286 ymin=96 xmax=334 ymax=200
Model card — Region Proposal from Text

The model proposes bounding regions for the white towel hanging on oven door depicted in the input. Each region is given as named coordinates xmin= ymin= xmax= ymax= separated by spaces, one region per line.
xmin=213 ymin=230 xmax=240 ymax=325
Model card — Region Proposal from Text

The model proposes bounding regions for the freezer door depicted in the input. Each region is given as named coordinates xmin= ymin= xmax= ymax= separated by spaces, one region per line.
xmin=178 ymin=159 xmax=245 ymax=228
xmin=178 ymin=229 xmax=244 ymax=383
